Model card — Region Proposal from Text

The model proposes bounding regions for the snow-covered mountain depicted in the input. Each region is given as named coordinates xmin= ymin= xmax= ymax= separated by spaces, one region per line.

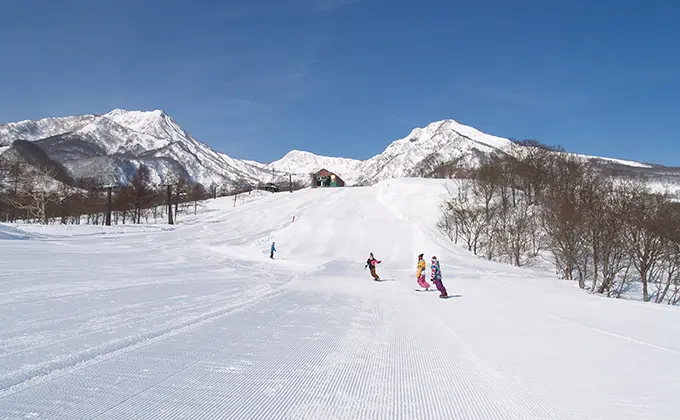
xmin=354 ymin=119 xmax=656 ymax=184
xmin=0 ymin=114 xmax=97 ymax=145
xmin=355 ymin=120 xmax=512 ymax=184
xmin=1 ymin=109 xmax=675 ymax=193
xmin=264 ymin=150 xmax=363 ymax=184
xmin=0 ymin=109 xmax=281 ymax=187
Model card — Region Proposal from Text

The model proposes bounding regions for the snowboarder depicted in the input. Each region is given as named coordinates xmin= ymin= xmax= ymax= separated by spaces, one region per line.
xmin=416 ymin=253 xmax=430 ymax=290
xmin=365 ymin=252 xmax=381 ymax=281
xmin=430 ymin=256 xmax=448 ymax=298
xmin=270 ymin=242 xmax=276 ymax=259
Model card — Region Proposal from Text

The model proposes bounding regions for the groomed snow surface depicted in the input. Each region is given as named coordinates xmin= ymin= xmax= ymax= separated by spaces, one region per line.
xmin=1 ymin=179 xmax=679 ymax=420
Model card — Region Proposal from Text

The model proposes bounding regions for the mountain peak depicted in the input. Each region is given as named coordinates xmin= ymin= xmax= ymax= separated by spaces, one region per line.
xmin=105 ymin=108 xmax=128 ymax=116
xmin=282 ymin=149 xmax=330 ymax=159
xmin=105 ymin=108 xmax=167 ymax=119
xmin=397 ymin=118 xmax=511 ymax=151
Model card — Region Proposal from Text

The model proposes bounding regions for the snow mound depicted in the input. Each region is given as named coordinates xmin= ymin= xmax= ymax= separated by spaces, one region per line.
xmin=0 ymin=223 xmax=31 ymax=240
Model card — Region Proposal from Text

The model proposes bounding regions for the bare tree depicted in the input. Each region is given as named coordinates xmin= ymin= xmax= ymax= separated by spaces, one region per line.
xmin=513 ymin=145 xmax=558 ymax=204
xmin=473 ymin=157 xmax=507 ymax=260
xmin=592 ymin=187 xmax=631 ymax=295
xmin=439 ymin=181 xmax=486 ymax=255
xmin=475 ymin=181 xmax=500 ymax=260
xmin=208 ymin=182 xmax=218 ymax=199
xmin=502 ymin=197 xmax=538 ymax=266
xmin=10 ymin=165 xmax=62 ymax=225
xmin=128 ymin=166 xmax=156 ymax=224
xmin=432 ymin=139 xmax=680 ymax=305
xmin=649 ymin=201 xmax=680 ymax=303
xmin=655 ymin=242 xmax=680 ymax=304
xmin=539 ymin=154 xmax=595 ymax=287
xmin=232 ymin=178 xmax=252 ymax=195
xmin=622 ymin=189 xmax=667 ymax=302
xmin=0 ymin=154 xmax=27 ymax=222
xmin=437 ymin=201 xmax=458 ymax=242
xmin=189 ymin=183 xmax=208 ymax=215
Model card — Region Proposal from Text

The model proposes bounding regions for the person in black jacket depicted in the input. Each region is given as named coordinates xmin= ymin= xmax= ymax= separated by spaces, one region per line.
xmin=365 ymin=252 xmax=381 ymax=281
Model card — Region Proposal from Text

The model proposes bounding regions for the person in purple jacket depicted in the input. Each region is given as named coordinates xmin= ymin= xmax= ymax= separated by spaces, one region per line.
xmin=430 ymin=256 xmax=448 ymax=298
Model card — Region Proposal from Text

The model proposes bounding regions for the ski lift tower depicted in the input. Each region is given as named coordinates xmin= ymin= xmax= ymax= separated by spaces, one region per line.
xmin=93 ymin=175 xmax=120 ymax=226
xmin=104 ymin=184 xmax=115 ymax=226
xmin=161 ymin=183 xmax=175 ymax=225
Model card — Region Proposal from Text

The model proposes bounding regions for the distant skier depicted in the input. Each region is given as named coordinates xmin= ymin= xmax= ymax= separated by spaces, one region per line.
xmin=365 ymin=252 xmax=381 ymax=281
xmin=416 ymin=253 xmax=430 ymax=290
xmin=430 ymin=256 xmax=448 ymax=298
xmin=270 ymin=242 xmax=276 ymax=259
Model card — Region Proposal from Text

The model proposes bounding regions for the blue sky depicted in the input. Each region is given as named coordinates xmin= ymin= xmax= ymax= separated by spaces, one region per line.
xmin=0 ymin=0 xmax=678 ymax=165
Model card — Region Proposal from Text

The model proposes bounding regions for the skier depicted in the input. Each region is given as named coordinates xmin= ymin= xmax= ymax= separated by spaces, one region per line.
xmin=365 ymin=252 xmax=381 ymax=281
xmin=270 ymin=242 xmax=276 ymax=259
xmin=430 ymin=256 xmax=448 ymax=298
xmin=416 ymin=253 xmax=430 ymax=290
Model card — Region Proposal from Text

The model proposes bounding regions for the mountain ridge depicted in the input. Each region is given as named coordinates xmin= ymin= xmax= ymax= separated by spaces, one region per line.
xmin=0 ymin=109 xmax=294 ymax=188
xmin=1 ymin=108 xmax=674 ymax=194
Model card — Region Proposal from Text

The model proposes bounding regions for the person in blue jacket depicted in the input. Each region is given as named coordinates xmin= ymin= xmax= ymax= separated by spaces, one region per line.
xmin=430 ymin=256 xmax=448 ymax=298
xmin=270 ymin=242 xmax=276 ymax=259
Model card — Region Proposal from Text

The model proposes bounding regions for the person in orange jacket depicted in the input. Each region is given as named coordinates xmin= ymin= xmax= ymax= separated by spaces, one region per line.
xmin=416 ymin=253 xmax=430 ymax=290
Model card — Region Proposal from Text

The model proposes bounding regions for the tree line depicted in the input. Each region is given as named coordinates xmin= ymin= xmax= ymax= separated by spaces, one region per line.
xmin=0 ymin=152 xmax=308 ymax=226
xmin=436 ymin=143 xmax=680 ymax=305
xmin=0 ymin=154 xmax=266 ymax=225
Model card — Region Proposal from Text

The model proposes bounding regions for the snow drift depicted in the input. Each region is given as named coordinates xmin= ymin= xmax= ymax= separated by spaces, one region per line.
xmin=0 ymin=223 xmax=30 ymax=240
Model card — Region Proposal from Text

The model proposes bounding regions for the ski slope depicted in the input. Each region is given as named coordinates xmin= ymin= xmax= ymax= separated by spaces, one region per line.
xmin=1 ymin=179 xmax=679 ymax=419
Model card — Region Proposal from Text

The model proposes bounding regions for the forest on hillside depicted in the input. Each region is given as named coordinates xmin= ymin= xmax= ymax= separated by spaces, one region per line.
xmin=435 ymin=141 xmax=680 ymax=305
xmin=0 ymin=153 xmax=303 ymax=226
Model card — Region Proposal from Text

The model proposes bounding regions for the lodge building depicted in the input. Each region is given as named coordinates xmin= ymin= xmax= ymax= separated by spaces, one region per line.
xmin=310 ymin=169 xmax=345 ymax=188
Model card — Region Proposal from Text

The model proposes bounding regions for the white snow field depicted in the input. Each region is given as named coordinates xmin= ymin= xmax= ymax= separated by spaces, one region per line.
xmin=1 ymin=179 xmax=679 ymax=420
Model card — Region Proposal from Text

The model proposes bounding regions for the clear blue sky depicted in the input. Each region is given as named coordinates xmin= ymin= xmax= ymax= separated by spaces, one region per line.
xmin=1 ymin=0 xmax=678 ymax=165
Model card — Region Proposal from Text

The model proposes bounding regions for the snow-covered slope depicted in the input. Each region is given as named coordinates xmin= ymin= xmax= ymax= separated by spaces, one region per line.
xmin=1 ymin=178 xmax=678 ymax=419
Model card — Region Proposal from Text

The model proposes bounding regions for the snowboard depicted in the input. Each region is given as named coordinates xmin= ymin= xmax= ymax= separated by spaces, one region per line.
xmin=415 ymin=288 xmax=436 ymax=292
